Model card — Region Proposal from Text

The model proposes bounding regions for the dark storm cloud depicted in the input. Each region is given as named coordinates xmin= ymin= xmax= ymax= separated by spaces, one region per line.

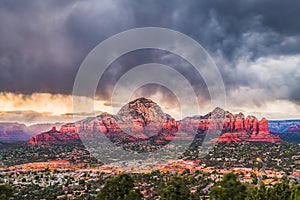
xmin=128 ymin=0 xmax=300 ymax=60
xmin=0 ymin=0 xmax=300 ymax=105
xmin=98 ymin=49 xmax=209 ymax=101
xmin=0 ymin=0 xmax=134 ymax=95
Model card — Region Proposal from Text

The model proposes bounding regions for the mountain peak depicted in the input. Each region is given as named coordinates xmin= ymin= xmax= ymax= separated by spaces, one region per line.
xmin=210 ymin=107 xmax=226 ymax=118
xmin=212 ymin=107 xmax=225 ymax=113
xmin=46 ymin=126 xmax=59 ymax=134
xmin=117 ymin=97 xmax=164 ymax=125
xmin=128 ymin=97 xmax=157 ymax=107
xmin=115 ymin=97 xmax=169 ymax=138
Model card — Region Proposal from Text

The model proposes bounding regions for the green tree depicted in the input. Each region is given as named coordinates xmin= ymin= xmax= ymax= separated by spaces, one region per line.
xmin=124 ymin=190 xmax=142 ymax=200
xmin=159 ymin=175 xmax=190 ymax=200
xmin=267 ymin=182 xmax=291 ymax=200
xmin=97 ymin=174 xmax=134 ymax=200
xmin=290 ymin=184 xmax=300 ymax=200
xmin=250 ymin=173 xmax=258 ymax=185
xmin=247 ymin=183 xmax=267 ymax=200
xmin=0 ymin=184 xmax=13 ymax=200
xmin=210 ymin=172 xmax=247 ymax=200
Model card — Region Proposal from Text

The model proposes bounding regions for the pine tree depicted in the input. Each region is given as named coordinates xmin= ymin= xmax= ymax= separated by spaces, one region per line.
xmin=290 ymin=185 xmax=300 ymax=200
xmin=97 ymin=174 xmax=135 ymax=200
xmin=267 ymin=182 xmax=291 ymax=200
xmin=0 ymin=184 xmax=14 ymax=200
xmin=247 ymin=183 xmax=267 ymax=200
xmin=210 ymin=172 xmax=247 ymax=200
xmin=159 ymin=175 xmax=190 ymax=200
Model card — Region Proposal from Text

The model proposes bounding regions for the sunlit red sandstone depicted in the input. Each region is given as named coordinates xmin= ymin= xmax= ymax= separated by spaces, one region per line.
xmin=28 ymin=98 xmax=281 ymax=145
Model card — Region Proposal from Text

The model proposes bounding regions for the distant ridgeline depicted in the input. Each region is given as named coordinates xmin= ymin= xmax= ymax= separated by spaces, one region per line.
xmin=0 ymin=122 xmax=64 ymax=143
xmin=269 ymin=120 xmax=300 ymax=143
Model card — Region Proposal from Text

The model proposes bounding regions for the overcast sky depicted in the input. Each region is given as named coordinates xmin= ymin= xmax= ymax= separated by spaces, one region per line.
xmin=0 ymin=0 xmax=300 ymax=124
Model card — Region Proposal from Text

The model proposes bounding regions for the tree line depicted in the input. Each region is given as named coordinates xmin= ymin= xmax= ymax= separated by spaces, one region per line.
xmin=1 ymin=172 xmax=300 ymax=199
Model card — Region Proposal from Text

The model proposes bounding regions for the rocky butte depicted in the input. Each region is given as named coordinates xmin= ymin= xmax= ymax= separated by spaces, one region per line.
xmin=29 ymin=126 xmax=79 ymax=145
xmin=28 ymin=98 xmax=281 ymax=145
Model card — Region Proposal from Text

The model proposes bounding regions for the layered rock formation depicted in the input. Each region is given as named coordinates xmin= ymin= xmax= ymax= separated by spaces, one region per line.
xmin=116 ymin=98 xmax=179 ymax=140
xmin=29 ymin=126 xmax=80 ymax=145
xmin=29 ymin=98 xmax=179 ymax=144
xmin=179 ymin=108 xmax=280 ymax=143
xmin=28 ymin=97 xmax=281 ymax=145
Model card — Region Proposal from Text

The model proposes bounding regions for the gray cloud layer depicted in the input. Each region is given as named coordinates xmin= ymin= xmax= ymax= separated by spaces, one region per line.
xmin=0 ymin=0 xmax=300 ymax=107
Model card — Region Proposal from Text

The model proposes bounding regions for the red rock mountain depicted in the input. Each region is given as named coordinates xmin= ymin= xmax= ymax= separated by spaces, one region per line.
xmin=29 ymin=126 xmax=80 ymax=145
xmin=28 ymin=98 xmax=281 ymax=145
xmin=179 ymin=108 xmax=280 ymax=143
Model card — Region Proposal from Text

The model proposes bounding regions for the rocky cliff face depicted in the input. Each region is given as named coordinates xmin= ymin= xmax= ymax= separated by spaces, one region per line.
xmin=28 ymin=98 xmax=281 ymax=145
xmin=115 ymin=98 xmax=179 ymax=139
xmin=29 ymin=98 xmax=179 ymax=144
xmin=179 ymin=108 xmax=280 ymax=143
xmin=28 ymin=126 xmax=80 ymax=145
